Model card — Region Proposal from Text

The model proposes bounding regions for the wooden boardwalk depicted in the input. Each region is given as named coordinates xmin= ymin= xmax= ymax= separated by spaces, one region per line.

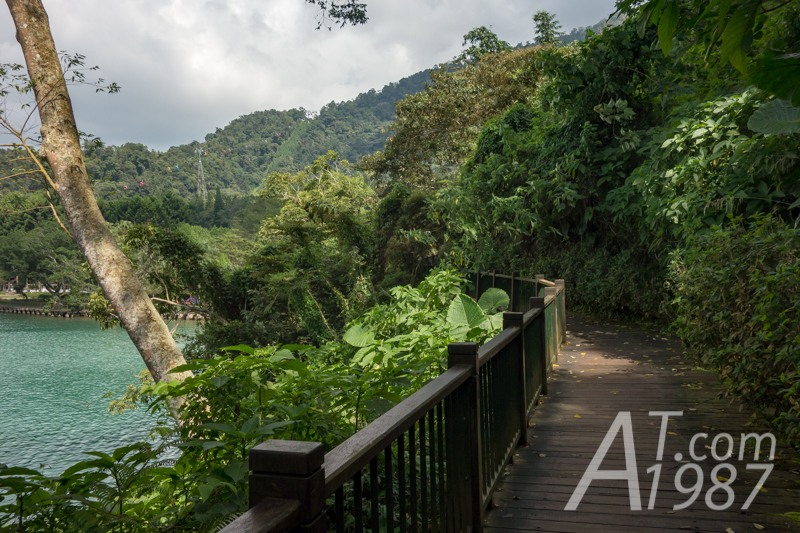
xmin=486 ymin=312 xmax=800 ymax=533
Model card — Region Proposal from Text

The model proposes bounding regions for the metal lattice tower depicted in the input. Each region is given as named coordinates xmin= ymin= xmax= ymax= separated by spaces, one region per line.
xmin=196 ymin=147 xmax=208 ymax=202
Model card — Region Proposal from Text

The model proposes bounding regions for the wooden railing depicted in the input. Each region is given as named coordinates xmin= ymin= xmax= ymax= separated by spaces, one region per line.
xmin=221 ymin=274 xmax=566 ymax=533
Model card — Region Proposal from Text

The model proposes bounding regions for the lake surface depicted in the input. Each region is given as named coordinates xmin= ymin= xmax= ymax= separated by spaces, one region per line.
xmin=0 ymin=313 xmax=195 ymax=474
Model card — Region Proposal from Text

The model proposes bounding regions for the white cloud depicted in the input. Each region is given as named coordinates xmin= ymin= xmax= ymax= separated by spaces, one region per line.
xmin=1 ymin=0 xmax=617 ymax=150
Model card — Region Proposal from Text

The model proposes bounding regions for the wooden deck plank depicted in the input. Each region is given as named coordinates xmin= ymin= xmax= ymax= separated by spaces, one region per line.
xmin=485 ymin=311 xmax=800 ymax=532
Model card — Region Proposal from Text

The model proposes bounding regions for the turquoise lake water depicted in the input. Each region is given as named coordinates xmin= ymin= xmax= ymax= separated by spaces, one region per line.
xmin=0 ymin=313 xmax=194 ymax=474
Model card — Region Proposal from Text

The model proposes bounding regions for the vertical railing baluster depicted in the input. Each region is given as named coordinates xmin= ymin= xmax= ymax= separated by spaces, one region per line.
xmin=399 ymin=434 xmax=407 ymax=533
xmin=445 ymin=386 xmax=458 ymax=533
xmin=481 ymin=365 xmax=489 ymax=498
xmin=486 ymin=359 xmax=495 ymax=495
xmin=385 ymin=446 xmax=393 ymax=533
xmin=355 ymin=471 xmax=364 ymax=533
xmin=437 ymin=403 xmax=445 ymax=533
xmin=336 ymin=487 xmax=345 ymax=533
xmin=420 ymin=416 xmax=428 ymax=531
xmin=370 ymin=457 xmax=380 ymax=533
xmin=410 ymin=425 xmax=418 ymax=533
xmin=428 ymin=409 xmax=437 ymax=533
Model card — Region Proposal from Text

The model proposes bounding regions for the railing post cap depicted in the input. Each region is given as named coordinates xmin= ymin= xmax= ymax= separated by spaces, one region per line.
xmin=555 ymin=279 xmax=565 ymax=286
xmin=447 ymin=341 xmax=479 ymax=355
xmin=250 ymin=440 xmax=324 ymax=476
xmin=529 ymin=296 xmax=545 ymax=309
xmin=534 ymin=274 xmax=545 ymax=280
xmin=545 ymin=286 xmax=558 ymax=295
xmin=448 ymin=341 xmax=479 ymax=372
xmin=503 ymin=311 xmax=524 ymax=329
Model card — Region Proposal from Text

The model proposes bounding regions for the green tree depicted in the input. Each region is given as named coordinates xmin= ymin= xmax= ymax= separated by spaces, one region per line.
xmin=455 ymin=26 xmax=512 ymax=64
xmin=533 ymin=10 xmax=564 ymax=44
xmin=212 ymin=186 xmax=224 ymax=227
xmin=0 ymin=219 xmax=95 ymax=304
xmin=251 ymin=151 xmax=377 ymax=343
xmin=360 ymin=47 xmax=541 ymax=186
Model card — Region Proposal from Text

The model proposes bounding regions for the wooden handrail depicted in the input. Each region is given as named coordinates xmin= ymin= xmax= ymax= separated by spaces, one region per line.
xmin=323 ymin=365 xmax=471 ymax=497
xmin=221 ymin=498 xmax=300 ymax=533
xmin=477 ymin=325 xmax=520 ymax=367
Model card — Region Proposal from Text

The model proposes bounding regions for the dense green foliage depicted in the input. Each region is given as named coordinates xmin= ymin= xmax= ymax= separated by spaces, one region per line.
xmin=97 ymin=192 xmax=194 ymax=229
xmin=617 ymin=0 xmax=800 ymax=106
xmin=0 ymin=192 xmax=94 ymax=306
xmin=97 ymin=191 xmax=282 ymax=234
xmin=672 ymin=215 xmax=800 ymax=440
xmin=360 ymin=46 xmax=541 ymax=186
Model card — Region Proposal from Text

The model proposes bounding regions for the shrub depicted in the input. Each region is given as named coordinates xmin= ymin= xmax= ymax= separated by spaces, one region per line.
xmin=516 ymin=239 xmax=669 ymax=321
xmin=672 ymin=214 xmax=800 ymax=441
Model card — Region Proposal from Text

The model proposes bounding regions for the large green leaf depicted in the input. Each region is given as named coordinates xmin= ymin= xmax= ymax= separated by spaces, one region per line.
xmin=658 ymin=1 xmax=678 ymax=56
xmin=749 ymin=50 xmax=800 ymax=107
xmin=447 ymin=294 xmax=486 ymax=329
xmin=220 ymin=345 xmax=255 ymax=354
xmin=747 ymin=100 xmax=800 ymax=135
xmin=477 ymin=287 xmax=510 ymax=313
xmin=343 ymin=324 xmax=375 ymax=347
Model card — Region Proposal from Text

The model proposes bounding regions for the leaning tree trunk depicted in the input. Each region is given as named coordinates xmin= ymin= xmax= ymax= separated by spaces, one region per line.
xmin=6 ymin=0 xmax=192 ymax=385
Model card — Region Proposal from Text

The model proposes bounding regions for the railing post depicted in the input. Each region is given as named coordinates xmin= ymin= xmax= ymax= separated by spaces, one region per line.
xmin=544 ymin=287 xmax=559 ymax=365
xmin=474 ymin=268 xmax=480 ymax=300
xmin=503 ymin=312 xmax=527 ymax=446
xmin=491 ymin=269 xmax=497 ymax=289
xmin=509 ymin=271 xmax=518 ymax=312
xmin=530 ymin=297 xmax=548 ymax=394
xmin=249 ymin=441 xmax=326 ymax=532
xmin=555 ymin=279 xmax=566 ymax=345
xmin=447 ymin=342 xmax=483 ymax=532
xmin=534 ymin=274 xmax=544 ymax=298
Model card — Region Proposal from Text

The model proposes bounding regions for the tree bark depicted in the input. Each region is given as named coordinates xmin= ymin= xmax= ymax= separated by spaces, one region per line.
xmin=5 ymin=0 xmax=192 ymax=385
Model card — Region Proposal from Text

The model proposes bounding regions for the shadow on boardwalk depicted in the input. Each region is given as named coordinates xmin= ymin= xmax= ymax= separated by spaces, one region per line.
xmin=486 ymin=311 xmax=800 ymax=533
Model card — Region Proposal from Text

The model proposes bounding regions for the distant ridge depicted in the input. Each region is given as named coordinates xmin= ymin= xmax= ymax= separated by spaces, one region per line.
xmin=82 ymin=70 xmax=429 ymax=201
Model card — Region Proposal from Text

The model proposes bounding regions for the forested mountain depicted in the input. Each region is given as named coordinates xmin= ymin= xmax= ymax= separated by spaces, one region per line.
xmin=83 ymin=70 xmax=429 ymax=201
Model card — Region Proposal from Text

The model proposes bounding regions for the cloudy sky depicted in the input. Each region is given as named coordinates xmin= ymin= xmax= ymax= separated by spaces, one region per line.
xmin=1 ymin=0 xmax=617 ymax=151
